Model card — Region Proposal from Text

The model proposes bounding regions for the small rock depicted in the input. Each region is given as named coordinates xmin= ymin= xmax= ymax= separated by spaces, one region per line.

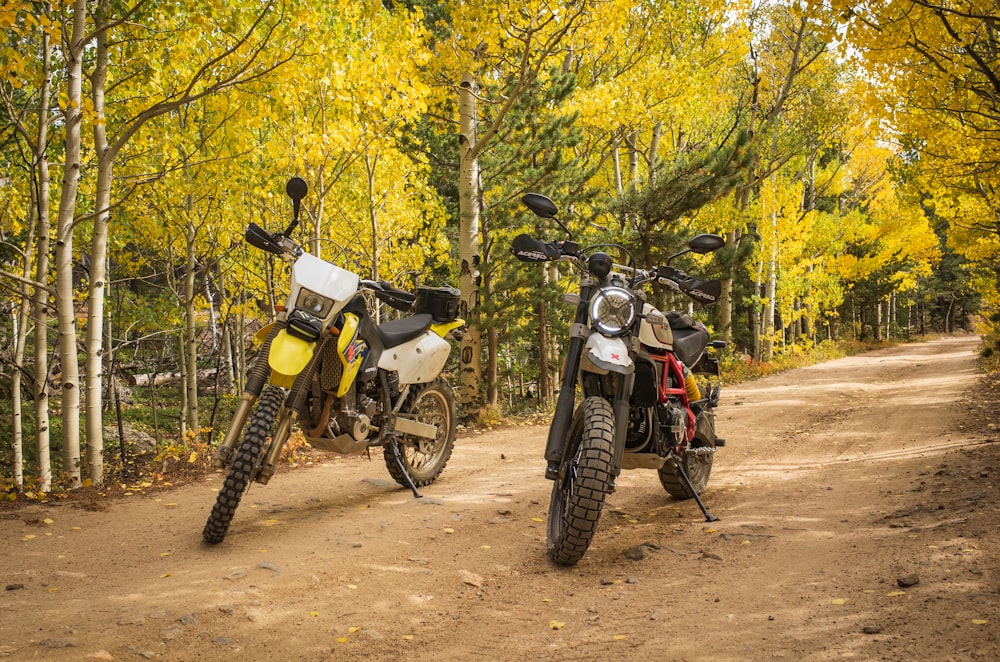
xmin=496 ymin=509 xmax=512 ymax=516
xmin=117 ymin=614 xmax=145 ymax=626
xmin=622 ymin=546 xmax=646 ymax=561
xmin=5 ymin=584 xmax=24 ymax=591
xmin=897 ymin=574 xmax=920 ymax=588
xmin=223 ymin=569 xmax=248 ymax=581
xmin=160 ymin=626 xmax=183 ymax=641
xmin=39 ymin=639 xmax=78 ymax=649
xmin=600 ymin=578 xmax=615 ymax=586
xmin=86 ymin=651 xmax=114 ymax=661
xmin=700 ymin=551 xmax=723 ymax=561
xmin=218 ymin=605 xmax=235 ymax=615
xmin=862 ymin=626 xmax=882 ymax=635
xmin=178 ymin=613 xmax=198 ymax=626
xmin=459 ymin=570 xmax=483 ymax=588
xmin=212 ymin=637 xmax=237 ymax=646
xmin=626 ymin=577 xmax=638 ymax=585
xmin=255 ymin=561 xmax=282 ymax=575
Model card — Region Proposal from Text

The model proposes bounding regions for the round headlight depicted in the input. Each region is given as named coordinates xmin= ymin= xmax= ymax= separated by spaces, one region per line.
xmin=301 ymin=292 xmax=326 ymax=314
xmin=589 ymin=286 xmax=636 ymax=336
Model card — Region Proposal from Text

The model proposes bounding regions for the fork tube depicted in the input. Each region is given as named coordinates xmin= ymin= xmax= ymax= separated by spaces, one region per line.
xmin=213 ymin=321 xmax=285 ymax=467
xmin=544 ymin=282 xmax=593 ymax=467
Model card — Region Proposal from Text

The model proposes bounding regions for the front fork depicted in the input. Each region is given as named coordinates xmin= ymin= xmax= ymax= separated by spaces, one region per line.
xmin=212 ymin=321 xmax=286 ymax=468
xmin=544 ymin=284 xmax=593 ymax=479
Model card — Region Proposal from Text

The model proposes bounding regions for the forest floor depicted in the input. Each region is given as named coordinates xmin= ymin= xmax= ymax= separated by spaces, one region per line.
xmin=1 ymin=334 xmax=998 ymax=661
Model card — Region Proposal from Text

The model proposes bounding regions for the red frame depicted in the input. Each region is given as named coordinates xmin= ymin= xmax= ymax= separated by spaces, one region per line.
xmin=648 ymin=351 xmax=696 ymax=452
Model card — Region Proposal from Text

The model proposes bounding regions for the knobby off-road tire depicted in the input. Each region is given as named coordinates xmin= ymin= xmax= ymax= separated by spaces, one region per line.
xmin=202 ymin=385 xmax=286 ymax=544
xmin=659 ymin=437 xmax=714 ymax=499
xmin=384 ymin=378 xmax=457 ymax=488
xmin=547 ymin=396 xmax=616 ymax=566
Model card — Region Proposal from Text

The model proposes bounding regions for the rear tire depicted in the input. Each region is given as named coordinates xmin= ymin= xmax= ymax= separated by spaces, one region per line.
xmin=384 ymin=379 xmax=457 ymax=488
xmin=547 ymin=396 xmax=615 ymax=566
xmin=203 ymin=386 xmax=285 ymax=544
xmin=659 ymin=438 xmax=714 ymax=499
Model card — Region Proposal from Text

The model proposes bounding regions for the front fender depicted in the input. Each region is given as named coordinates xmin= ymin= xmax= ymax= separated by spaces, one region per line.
xmin=268 ymin=329 xmax=315 ymax=387
xmin=581 ymin=334 xmax=634 ymax=375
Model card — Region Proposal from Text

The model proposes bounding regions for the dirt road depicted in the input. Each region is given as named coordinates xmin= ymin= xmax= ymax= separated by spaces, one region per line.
xmin=2 ymin=335 xmax=998 ymax=661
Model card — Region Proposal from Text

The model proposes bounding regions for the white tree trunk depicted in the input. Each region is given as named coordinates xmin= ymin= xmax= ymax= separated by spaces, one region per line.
xmin=458 ymin=72 xmax=483 ymax=411
xmin=53 ymin=0 xmax=89 ymax=487
xmin=27 ymin=30 xmax=54 ymax=490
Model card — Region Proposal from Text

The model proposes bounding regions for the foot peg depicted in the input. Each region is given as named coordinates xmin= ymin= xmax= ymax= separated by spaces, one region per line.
xmin=714 ymin=437 xmax=726 ymax=447
xmin=545 ymin=461 xmax=559 ymax=480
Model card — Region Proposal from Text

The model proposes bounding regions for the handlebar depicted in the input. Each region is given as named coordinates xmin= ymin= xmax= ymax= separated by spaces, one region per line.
xmin=511 ymin=233 xmax=721 ymax=304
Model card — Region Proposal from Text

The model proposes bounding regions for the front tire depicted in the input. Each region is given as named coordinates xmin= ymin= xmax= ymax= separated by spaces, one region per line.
xmin=547 ymin=396 xmax=616 ymax=566
xmin=384 ymin=379 xmax=457 ymax=488
xmin=203 ymin=386 xmax=286 ymax=544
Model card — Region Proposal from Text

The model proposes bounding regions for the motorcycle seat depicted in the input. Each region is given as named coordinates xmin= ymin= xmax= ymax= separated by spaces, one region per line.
xmin=378 ymin=313 xmax=434 ymax=348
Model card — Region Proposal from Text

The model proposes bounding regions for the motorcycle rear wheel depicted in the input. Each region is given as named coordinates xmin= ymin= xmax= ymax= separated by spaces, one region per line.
xmin=659 ymin=439 xmax=714 ymax=499
xmin=384 ymin=378 xmax=457 ymax=488
xmin=202 ymin=385 xmax=285 ymax=544
xmin=547 ymin=396 xmax=615 ymax=566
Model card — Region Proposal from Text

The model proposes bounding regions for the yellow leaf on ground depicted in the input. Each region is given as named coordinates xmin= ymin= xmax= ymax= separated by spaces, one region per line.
xmin=613 ymin=635 xmax=627 ymax=641
xmin=532 ymin=517 xmax=544 ymax=523
xmin=309 ymin=611 xmax=319 ymax=617
xmin=972 ymin=619 xmax=989 ymax=625
xmin=336 ymin=637 xmax=348 ymax=644
xmin=443 ymin=527 xmax=454 ymax=533
xmin=43 ymin=518 xmax=54 ymax=525
xmin=402 ymin=635 xmax=414 ymax=641
xmin=886 ymin=591 xmax=905 ymax=597
xmin=160 ymin=573 xmax=171 ymax=578
xmin=549 ymin=621 xmax=565 ymax=630
xmin=831 ymin=598 xmax=846 ymax=605
xmin=348 ymin=626 xmax=360 ymax=633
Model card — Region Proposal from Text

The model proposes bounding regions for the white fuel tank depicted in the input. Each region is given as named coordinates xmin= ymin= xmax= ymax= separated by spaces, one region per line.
xmin=638 ymin=302 xmax=673 ymax=350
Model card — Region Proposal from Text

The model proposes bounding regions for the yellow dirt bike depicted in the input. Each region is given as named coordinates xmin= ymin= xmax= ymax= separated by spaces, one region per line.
xmin=203 ymin=177 xmax=464 ymax=544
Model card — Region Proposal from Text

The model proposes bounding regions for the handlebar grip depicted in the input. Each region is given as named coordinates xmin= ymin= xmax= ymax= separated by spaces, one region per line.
xmin=511 ymin=234 xmax=560 ymax=262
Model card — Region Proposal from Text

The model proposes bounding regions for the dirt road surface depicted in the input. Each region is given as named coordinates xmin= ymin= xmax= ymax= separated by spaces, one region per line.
xmin=2 ymin=335 xmax=998 ymax=661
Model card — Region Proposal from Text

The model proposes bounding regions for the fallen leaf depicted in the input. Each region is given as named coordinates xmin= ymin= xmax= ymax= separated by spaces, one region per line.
xmin=443 ymin=527 xmax=455 ymax=534
xmin=22 ymin=535 xmax=36 ymax=541
xmin=347 ymin=584 xmax=358 ymax=590
xmin=43 ymin=518 xmax=54 ymax=525
xmin=188 ymin=452 xmax=198 ymax=463
xmin=549 ymin=621 xmax=565 ymax=630
xmin=886 ymin=591 xmax=905 ymax=597
xmin=309 ymin=611 xmax=319 ymax=617
xmin=348 ymin=627 xmax=360 ymax=633
xmin=165 ymin=503 xmax=178 ymax=508
xmin=972 ymin=619 xmax=989 ymax=625
xmin=336 ymin=637 xmax=348 ymax=644
xmin=160 ymin=552 xmax=171 ymax=557
xmin=160 ymin=573 xmax=171 ymax=578
xmin=613 ymin=635 xmax=627 ymax=641
xmin=831 ymin=598 xmax=846 ymax=605
xmin=532 ymin=517 xmax=544 ymax=523
xmin=402 ymin=635 xmax=414 ymax=641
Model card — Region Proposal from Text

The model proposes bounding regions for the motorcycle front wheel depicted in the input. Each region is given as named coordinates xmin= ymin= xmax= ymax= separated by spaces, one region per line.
xmin=659 ymin=439 xmax=714 ymax=499
xmin=384 ymin=378 xmax=457 ymax=488
xmin=547 ymin=396 xmax=615 ymax=566
xmin=202 ymin=385 xmax=286 ymax=544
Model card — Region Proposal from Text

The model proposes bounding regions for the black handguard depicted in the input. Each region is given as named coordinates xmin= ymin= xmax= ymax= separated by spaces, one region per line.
xmin=511 ymin=234 xmax=560 ymax=262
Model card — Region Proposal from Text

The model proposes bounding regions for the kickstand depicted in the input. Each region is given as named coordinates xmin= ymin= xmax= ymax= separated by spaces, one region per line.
xmin=391 ymin=442 xmax=422 ymax=499
xmin=672 ymin=458 xmax=718 ymax=523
